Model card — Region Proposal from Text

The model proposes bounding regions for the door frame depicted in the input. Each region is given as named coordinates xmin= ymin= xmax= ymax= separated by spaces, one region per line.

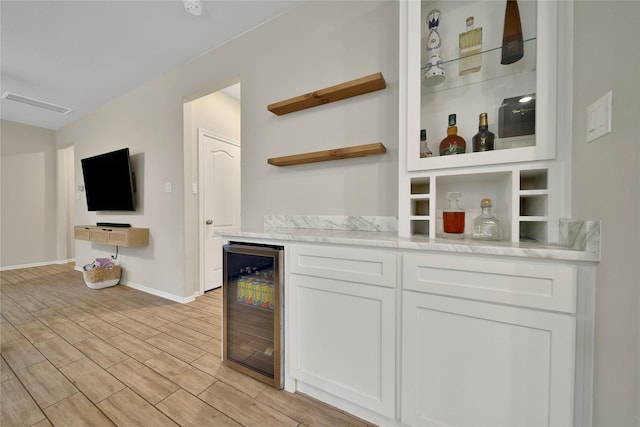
xmin=198 ymin=128 xmax=241 ymax=295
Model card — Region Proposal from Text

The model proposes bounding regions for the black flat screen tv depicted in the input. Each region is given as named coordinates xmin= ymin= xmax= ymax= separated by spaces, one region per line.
xmin=81 ymin=148 xmax=136 ymax=211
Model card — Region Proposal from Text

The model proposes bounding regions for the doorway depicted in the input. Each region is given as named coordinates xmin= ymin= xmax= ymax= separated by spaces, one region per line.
xmin=199 ymin=129 xmax=240 ymax=291
xmin=186 ymin=83 xmax=241 ymax=294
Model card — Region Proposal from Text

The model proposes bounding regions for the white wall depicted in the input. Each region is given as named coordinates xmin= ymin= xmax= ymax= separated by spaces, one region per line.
xmin=56 ymin=145 xmax=75 ymax=262
xmin=56 ymin=1 xmax=398 ymax=300
xmin=1 ymin=120 xmax=58 ymax=268
xmin=572 ymin=2 xmax=640 ymax=426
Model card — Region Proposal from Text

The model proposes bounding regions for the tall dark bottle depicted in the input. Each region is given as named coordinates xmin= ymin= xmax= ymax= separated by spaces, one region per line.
xmin=472 ymin=112 xmax=495 ymax=152
xmin=501 ymin=0 xmax=524 ymax=64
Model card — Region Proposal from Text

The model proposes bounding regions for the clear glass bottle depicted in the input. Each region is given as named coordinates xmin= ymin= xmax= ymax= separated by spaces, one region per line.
xmin=439 ymin=114 xmax=466 ymax=156
xmin=472 ymin=112 xmax=495 ymax=152
xmin=443 ymin=191 xmax=465 ymax=238
xmin=459 ymin=16 xmax=482 ymax=76
xmin=420 ymin=129 xmax=432 ymax=158
xmin=472 ymin=198 xmax=502 ymax=240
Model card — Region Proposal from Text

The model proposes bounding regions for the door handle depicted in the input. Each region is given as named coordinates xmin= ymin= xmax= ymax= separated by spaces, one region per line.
xmin=206 ymin=219 xmax=213 ymax=225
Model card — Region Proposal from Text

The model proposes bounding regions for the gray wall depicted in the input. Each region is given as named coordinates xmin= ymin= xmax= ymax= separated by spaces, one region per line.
xmin=1 ymin=120 xmax=58 ymax=268
xmin=572 ymin=2 xmax=640 ymax=426
xmin=55 ymin=1 xmax=398 ymax=299
xmin=7 ymin=2 xmax=637 ymax=423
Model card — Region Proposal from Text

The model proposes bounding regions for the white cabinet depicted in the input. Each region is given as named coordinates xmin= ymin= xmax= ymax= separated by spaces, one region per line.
xmin=402 ymin=253 xmax=577 ymax=426
xmin=288 ymin=244 xmax=396 ymax=418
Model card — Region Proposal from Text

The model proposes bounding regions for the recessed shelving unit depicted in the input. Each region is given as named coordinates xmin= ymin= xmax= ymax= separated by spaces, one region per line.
xmin=409 ymin=177 xmax=431 ymax=236
xmin=519 ymin=220 xmax=548 ymax=243
xmin=517 ymin=168 xmax=549 ymax=242
xmin=406 ymin=165 xmax=560 ymax=243
xmin=267 ymin=72 xmax=386 ymax=116
xmin=519 ymin=194 xmax=548 ymax=217
xmin=411 ymin=198 xmax=430 ymax=216
xmin=399 ymin=0 xmax=568 ymax=244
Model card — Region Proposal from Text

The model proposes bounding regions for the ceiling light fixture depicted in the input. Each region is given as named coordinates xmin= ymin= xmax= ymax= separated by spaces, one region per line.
xmin=184 ymin=0 xmax=203 ymax=16
xmin=1 ymin=92 xmax=73 ymax=115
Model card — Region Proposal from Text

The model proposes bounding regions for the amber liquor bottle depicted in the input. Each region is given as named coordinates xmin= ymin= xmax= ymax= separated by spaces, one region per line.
xmin=439 ymin=114 xmax=466 ymax=156
xmin=472 ymin=112 xmax=495 ymax=152
xmin=501 ymin=0 xmax=524 ymax=65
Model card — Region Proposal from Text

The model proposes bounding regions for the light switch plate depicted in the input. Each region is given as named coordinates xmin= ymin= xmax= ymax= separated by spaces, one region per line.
xmin=165 ymin=182 xmax=173 ymax=193
xmin=586 ymin=90 xmax=612 ymax=143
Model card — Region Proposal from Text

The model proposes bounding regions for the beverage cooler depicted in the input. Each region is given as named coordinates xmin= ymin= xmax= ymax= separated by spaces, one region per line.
xmin=222 ymin=242 xmax=284 ymax=388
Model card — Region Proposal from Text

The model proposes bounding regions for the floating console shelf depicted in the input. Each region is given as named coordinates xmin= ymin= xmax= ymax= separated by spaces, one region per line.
xmin=74 ymin=225 xmax=149 ymax=247
xmin=267 ymin=142 xmax=386 ymax=167
xmin=267 ymin=72 xmax=386 ymax=116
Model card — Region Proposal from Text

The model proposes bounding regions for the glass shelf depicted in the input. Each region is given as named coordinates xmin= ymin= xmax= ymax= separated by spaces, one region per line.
xmin=421 ymin=37 xmax=537 ymax=70
xmin=421 ymin=37 xmax=537 ymax=95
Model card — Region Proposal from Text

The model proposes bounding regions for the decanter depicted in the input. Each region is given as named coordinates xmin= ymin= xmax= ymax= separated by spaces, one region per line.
xmin=443 ymin=192 xmax=465 ymax=238
xmin=472 ymin=198 xmax=502 ymax=240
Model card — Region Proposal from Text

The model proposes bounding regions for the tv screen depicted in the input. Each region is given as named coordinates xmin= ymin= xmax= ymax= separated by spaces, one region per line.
xmin=81 ymin=148 xmax=135 ymax=211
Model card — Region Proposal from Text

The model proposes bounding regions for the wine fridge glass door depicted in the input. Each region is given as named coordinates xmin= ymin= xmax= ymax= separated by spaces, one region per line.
xmin=222 ymin=243 xmax=283 ymax=388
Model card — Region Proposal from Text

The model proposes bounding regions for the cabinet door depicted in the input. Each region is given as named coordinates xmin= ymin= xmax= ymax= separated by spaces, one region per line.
xmin=402 ymin=291 xmax=575 ymax=427
xmin=290 ymin=274 xmax=396 ymax=418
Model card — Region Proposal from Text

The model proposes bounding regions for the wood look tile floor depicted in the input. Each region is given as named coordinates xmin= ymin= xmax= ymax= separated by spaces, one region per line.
xmin=1 ymin=263 xmax=374 ymax=427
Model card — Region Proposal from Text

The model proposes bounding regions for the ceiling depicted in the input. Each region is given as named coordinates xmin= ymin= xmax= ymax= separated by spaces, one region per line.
xmin=0 ymin=0 xmax=304 ymax=130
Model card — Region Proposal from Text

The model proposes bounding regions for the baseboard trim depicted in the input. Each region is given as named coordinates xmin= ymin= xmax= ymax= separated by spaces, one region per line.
xmin=123 ymin=281 xmax=196 ymax=304
xmin=74 ymin=266 xmax=195 ymax=303
xmin=1 ymin=260 xmax=64 ymax=271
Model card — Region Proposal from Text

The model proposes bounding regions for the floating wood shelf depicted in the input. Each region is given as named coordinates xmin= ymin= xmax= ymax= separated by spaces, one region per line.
xmin=267 ymin=142 xmax=386 ymax=167
xmin=267 ymin=72 xmax=386 ymax=116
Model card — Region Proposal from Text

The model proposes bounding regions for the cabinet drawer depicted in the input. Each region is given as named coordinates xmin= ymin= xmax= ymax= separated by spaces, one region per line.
xmin=74 ymin=227 xmax=90 ymax=241
xmin=403 ymin=253 xmax=577 ymax=313
xmin=290 ymin=245 xmax=396 ymax=288
xmin=107 ymin=230 xmax=130 ymax=246
xmin=89 ymin=229 xmax=109 ymax=243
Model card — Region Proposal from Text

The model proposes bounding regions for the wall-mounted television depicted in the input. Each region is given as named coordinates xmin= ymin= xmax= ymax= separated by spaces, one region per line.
xmin=81 ymin=148 xmax=136 ymax=211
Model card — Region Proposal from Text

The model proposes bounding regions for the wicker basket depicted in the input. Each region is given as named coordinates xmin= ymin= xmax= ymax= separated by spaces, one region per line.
xmin=82 ymin=265 xmax=121 ymax=289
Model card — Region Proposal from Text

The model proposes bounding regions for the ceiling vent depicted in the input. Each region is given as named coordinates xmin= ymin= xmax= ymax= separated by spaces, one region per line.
xmin=1 ymin=92 xmax=73 ymax=115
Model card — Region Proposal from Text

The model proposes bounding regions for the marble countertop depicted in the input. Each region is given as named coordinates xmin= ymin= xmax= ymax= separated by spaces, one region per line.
xmin=217 ymin=227 xmax=600 ymax=262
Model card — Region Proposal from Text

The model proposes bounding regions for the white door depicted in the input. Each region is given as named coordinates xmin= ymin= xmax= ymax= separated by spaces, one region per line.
xmin=199 ymin=129 xmax=240 ymax=292
xmin=401 ymin=291 xmax=575 ymax=427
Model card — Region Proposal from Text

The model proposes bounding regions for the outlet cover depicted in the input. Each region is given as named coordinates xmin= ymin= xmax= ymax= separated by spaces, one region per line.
xmin=586 ymin=90 xmax=612 ymax=143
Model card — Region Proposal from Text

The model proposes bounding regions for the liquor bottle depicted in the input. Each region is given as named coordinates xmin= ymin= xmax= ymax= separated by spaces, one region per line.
xmin=472 ymin=112 xmax=495 ymax=152
xmin=439 ymin=114 xmax=466 ymax=156
xmin=423 ymin=9 xmax=445 ymax=86
xmin=501 ymin=0 xmax=524 ymax=64
xmin=420 ymin=129 xmax=432 ymax=158
xmin=472 ymin=198 xmax=502 ymax=240
xmin=459 ymin=16 xmax=482 ymax=76
xmin=443 ymin=192 xmax=465 ymax=238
